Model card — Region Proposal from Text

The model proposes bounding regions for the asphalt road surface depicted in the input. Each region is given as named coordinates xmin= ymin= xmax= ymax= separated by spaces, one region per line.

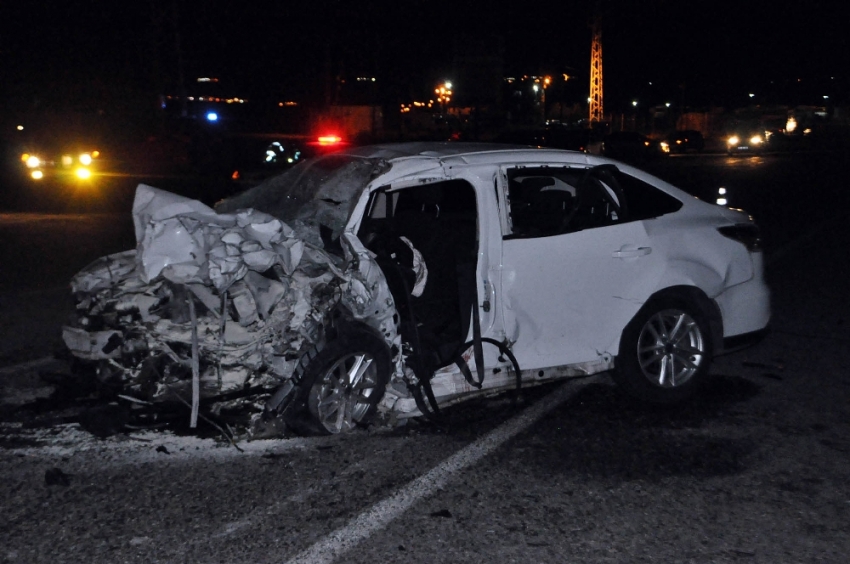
xmin=1 ymin=149 xmax=849 ymax=563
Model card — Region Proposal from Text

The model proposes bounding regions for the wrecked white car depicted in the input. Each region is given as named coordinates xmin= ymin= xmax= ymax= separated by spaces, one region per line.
xmin=63 ymin=143 xmax=770 ymax=434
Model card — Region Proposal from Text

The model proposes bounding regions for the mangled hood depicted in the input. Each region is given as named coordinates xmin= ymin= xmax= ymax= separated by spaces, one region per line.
xmin=63 ymin=184 xmax=399 ymax=403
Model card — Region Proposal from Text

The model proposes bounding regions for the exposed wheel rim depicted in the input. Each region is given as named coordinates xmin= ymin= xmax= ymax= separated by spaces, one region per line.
xmin=636 ymin=308 xmax=705 ymax=388
xmin=309 ymin=351 xmax=379 ymax=434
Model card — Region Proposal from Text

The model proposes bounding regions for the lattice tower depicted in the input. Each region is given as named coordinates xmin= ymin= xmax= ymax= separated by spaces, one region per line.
xmin=589 ymin=17 xmax=603 ymax=123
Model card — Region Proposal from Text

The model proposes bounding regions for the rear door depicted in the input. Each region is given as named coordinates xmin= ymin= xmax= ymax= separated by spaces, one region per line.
xmin=497 ymin=164 xmax=667 ymax=370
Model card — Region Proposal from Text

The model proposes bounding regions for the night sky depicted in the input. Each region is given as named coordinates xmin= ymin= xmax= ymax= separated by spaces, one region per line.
xmin=1 ymin=0 xmax=846 ymax=115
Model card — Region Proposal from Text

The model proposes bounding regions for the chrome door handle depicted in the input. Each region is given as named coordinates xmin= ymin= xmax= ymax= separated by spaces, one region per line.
xmin=612 ymin=246 xmax=652 ymax=258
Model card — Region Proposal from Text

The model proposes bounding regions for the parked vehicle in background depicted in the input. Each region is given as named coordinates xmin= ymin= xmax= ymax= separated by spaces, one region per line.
xmin=602 ymin=131 xmax=664 ymax=163
xmin=62 ymin=143 xmax=770 ymax=435
xmin=495 ymin=126 xmax=604 ymax=154
xmin=663 ymin=130 xmax=705 ymax=154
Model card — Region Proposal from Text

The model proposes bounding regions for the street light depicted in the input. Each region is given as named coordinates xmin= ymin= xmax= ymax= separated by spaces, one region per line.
xmin=435 ymin=81 xmax=453 ymax=113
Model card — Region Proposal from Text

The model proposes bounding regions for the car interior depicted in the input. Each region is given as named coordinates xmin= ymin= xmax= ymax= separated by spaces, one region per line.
xmin=358 ymin=179 xmax=479 ymax=370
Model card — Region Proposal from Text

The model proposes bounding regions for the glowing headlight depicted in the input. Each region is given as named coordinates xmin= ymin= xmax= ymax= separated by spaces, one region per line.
xmin=660 ymin=141 xmax=670 ymax=153
xmin=75 ymin=167 xmax=92 ymax=179
xmin=61 ymin=154 xmax=73 ymax=166
xmin=79 ymin=153 xmax=93 ymax=166
xmin=31 ymin=170 xmax=44 ymax=180
xmin=24 ymin=154 xmax=41 ymax=168
xmin=749 ymin=135 xmax=763 ymax=145
xmin=727 ymin=135 xmax=740 ymax=146
xmin=786 ymin=117 xmax=797 ymax=133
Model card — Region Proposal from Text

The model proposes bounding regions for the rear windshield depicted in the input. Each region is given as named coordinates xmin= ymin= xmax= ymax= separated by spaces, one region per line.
xmin=216 ymin=154 xmax=390 ymax=248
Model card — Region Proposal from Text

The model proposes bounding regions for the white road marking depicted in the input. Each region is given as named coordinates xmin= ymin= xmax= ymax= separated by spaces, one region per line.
xmin=285 ymin=375 xmax=601 ymax=564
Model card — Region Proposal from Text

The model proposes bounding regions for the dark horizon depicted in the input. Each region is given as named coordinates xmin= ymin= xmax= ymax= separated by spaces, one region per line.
xmin=1 ymin=1 xmax=846 ymax=116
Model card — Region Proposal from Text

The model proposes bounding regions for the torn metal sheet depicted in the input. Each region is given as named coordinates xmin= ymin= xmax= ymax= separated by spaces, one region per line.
xmin=62 ymin=327 xmax=123 ymax=360
xmin=63 ymin=184 xmax=400 ymax=404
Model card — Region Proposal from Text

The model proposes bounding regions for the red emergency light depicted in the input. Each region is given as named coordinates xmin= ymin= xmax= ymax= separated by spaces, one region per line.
xmin=317 ymin=135 xmax=343 ymax=146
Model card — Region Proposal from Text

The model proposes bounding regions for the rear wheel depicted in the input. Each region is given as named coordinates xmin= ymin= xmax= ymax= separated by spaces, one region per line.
xmin=614 ymin=297 xmax=713 ymax=405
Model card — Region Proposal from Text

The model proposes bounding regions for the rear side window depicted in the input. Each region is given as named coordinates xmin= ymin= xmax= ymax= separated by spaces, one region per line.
xmin=504 ymin=165 xmax=682 ymax=238
xmin=617 ymin=171 xmax=683 ymax=220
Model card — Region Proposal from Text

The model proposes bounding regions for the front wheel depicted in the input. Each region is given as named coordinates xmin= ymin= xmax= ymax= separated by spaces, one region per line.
xmin=289 ymin=330 xmax=391 ymax=434
xmin=613 ymin=297 xmax=713 ymax=405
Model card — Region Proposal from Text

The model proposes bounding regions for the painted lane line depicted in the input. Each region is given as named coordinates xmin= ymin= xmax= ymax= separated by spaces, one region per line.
xmin=0 ymin=356 xmax=57 ymax=376
xmin=285 ymin=375 xmax=601 ymax=564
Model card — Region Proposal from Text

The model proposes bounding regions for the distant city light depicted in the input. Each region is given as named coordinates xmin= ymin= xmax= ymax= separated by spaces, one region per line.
xmin=748 ymin=93 xmax=755 ymax=98
xmin=206 ymin=112 xmax=219 ymax=122
xmin=435 ymin=81 xmax=452 ymax=106
xmin=631 ymin=100 xmax=638 ymax=107
xmin=16 ymin=125 xmax=24 ymax=131
xmin=665 ymin=102 xmax=671 ymax=108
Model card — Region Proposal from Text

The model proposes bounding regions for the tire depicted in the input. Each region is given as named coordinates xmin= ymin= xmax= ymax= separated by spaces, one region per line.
xmin=288 ymin=329 xmax=391 ymax=434
xmin=613 ymin=297 xmax=713 ymax=405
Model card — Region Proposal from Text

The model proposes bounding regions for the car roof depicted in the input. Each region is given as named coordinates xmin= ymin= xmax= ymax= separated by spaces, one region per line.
xmin=336 ymin=141 xmax=535 ymax=159
xmin=314 ymin=142 xmax=599 ymax=189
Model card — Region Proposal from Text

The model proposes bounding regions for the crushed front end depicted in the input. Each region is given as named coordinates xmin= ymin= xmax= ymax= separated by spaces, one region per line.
xmin=62 ymin=185 xmax=400 ymax=421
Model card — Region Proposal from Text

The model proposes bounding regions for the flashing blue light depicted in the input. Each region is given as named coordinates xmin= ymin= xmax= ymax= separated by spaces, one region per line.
xmin=206 ymin=112 xmax=219 ymax=122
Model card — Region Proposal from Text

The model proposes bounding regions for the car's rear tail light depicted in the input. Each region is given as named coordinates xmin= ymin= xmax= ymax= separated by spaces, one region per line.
xmin=718 ymin=224 xmax=761 ymax=252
